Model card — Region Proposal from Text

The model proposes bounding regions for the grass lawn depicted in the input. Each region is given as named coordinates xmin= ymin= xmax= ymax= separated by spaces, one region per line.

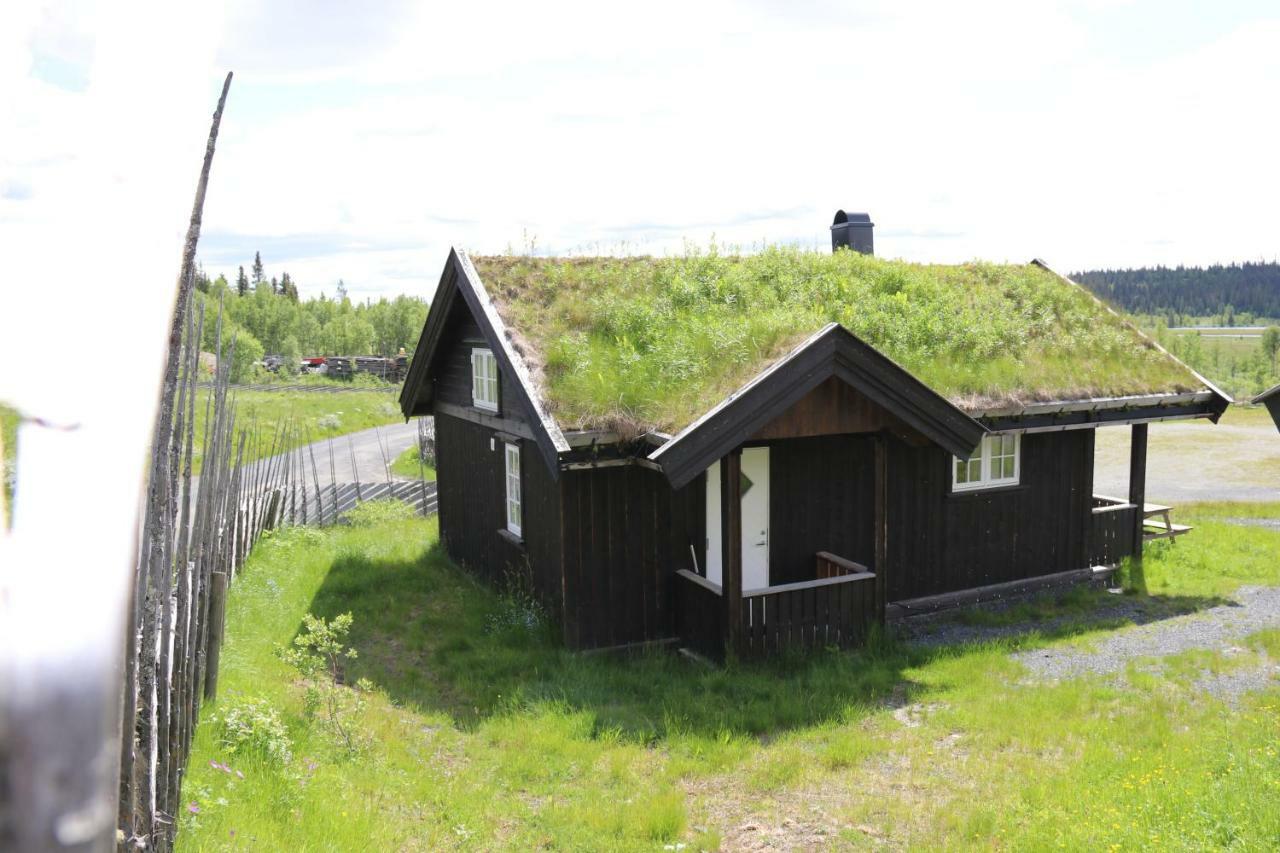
xmin=179 ymin=502 xmax=1280 ymax=851
xmin=190 ymin=390 xmax=404 ymax=474
xmin=389 ymin=444 xmax=436 ymax=480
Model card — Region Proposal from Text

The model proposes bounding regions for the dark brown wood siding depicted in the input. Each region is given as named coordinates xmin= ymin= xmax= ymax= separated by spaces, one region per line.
xmin=434 ymin=412 xmax=562 ymax=617
xmin=559 ymin=465 xmax=703 ymax=649
xmin=885 ymin=429 xmax=1095 ymax=600
xmin=431 ymin=296 xmax=528 ymax=426
xmin=768 ymin=435 xmax=876 ymax=585
xmin=752 ymin=377 xmax=918 ymax=441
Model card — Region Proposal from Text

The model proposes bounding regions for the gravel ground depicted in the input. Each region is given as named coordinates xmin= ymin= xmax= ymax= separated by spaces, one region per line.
xmin=1226 ymin=517 xmax=1280 ymax=531
xmin=1011 ymin=585 xmax=1280 ymax=697
xmin=897 ymin=585 xmax=1280 ymax=705
xmin=893 ymin=587 xmax=1195 ymax=649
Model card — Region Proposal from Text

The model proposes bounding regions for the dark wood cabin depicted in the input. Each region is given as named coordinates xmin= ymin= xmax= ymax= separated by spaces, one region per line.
xmin=400 ymin=221 xmax=1231 ymax=659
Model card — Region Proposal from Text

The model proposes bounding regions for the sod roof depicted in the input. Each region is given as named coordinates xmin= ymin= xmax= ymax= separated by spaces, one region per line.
xmin=471 ymin=248 xmax=1207 ymax=435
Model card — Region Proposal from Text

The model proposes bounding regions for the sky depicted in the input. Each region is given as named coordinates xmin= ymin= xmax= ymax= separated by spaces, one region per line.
xmin=6 ymin=0 xmax=1280 ymax=303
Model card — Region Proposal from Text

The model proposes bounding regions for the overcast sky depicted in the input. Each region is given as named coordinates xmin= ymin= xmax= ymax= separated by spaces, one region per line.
xmin=7 ymin=0 xmax=1280 ymax=302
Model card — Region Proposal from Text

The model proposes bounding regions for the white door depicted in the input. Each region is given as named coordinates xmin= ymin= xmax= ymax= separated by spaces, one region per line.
xmin=705 ymin=447 xmax=770 ymax=591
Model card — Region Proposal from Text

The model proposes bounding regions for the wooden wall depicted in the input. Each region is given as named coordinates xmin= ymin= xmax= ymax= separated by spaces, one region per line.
xmin=431 ymin=297 xmax=526 ymax=423
xmin=768 ymin=435 xmax=875 ymax=585
xmin=752 ymin=376 xmax=914 ymax=441
xmin=885 ymin=429 xmax=1095 ymax=601
xmin=559 ymin=465 xmax=703 ymax=649
xmin=434 ymin=412 xmax=563 ymax=618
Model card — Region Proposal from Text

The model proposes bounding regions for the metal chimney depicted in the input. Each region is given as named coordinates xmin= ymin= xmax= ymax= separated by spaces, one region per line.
xmin=830 ymin=210 xmax=874 ymax=255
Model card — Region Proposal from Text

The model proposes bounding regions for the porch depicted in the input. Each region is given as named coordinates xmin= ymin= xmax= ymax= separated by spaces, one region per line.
xmin=675 ymin=435 xmax=890 ymax=661
xmin=676 ymin=553 xmax=878 ymax=660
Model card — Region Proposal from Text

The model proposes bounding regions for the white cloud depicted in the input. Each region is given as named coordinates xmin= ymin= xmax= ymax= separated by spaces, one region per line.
xmin=9 ymin=1 xmax=1280 ymax=308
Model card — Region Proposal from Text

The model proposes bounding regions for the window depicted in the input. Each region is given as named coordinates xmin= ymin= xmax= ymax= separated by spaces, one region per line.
xmin=504 ymin=442 xmax=522 ymax=537
xmin=953 ymin=433 xmax=1020 ymax=492
xmin=471 ymin=348 xmax=498 ymax=411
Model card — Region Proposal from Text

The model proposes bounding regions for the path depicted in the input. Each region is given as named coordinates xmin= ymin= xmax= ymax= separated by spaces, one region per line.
xmin=240 ymin=420 xmax=421 ymax=487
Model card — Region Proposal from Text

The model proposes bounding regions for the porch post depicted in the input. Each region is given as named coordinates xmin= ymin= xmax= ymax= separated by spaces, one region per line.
xmin=873 ymin=434 xmax=888 ymax=626
xmin=720 ymin=447 xmax=743 ymax=653
xmin=1128 ymin=423 xmax=1148 ymax=561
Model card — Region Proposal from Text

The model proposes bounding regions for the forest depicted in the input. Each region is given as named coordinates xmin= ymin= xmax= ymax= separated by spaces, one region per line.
xmin=1073 ymin=261 xmax=1280 ymax=324
xmin=192 ymin=251 xmax=429 ymax=381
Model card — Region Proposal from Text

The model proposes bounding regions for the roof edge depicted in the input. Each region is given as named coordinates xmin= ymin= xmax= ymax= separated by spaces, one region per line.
xmin=648 ymin=323 xmax=987 ymax=489
xmin=1030 ymin=258 xmax=1234 ymax=410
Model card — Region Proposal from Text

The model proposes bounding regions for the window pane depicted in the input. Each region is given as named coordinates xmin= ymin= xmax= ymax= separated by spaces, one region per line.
xmin=969 ymin=458 xmax=982 ymax=481
xmin=1002 ymin=456 xmax=1015 ymax=478
xmin=955 ymin=458 xmax=967 ymax=482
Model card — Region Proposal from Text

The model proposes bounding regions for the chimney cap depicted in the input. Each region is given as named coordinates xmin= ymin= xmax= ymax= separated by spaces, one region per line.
xmin=832 ymin=209 xmax=872 ymax=227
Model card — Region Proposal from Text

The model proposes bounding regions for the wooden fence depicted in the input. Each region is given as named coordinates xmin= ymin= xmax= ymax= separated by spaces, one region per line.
xmin=1089 ymin=496 xmax=1138 ymax=566
xmin=675 ymin=565 xmax=878 ymax=661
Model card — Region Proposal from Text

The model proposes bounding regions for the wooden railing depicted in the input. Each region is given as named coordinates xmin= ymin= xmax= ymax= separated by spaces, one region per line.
xmin=675 ymin=560 xmax=878 ymax=660
xmin=1089 ymin=495 xmax=1138 ymax=565
xmin=675 ymin=570 xmax=726 ymax=661
xmin=740 ymin=566 xmax=877 ymax=657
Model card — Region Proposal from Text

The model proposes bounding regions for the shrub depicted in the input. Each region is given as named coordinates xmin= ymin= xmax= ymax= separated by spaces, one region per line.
xmin=215 ymin=698 xmax=292 ymax=764
xmin=277 ymin=612 xmax=374 ymax=754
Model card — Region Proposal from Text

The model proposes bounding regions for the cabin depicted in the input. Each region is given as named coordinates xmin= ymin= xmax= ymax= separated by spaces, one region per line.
xmin=1256 ymin=383 xmax=1280 ymax=432
xmin=400 ymin=212 xmax=1231 ymax=659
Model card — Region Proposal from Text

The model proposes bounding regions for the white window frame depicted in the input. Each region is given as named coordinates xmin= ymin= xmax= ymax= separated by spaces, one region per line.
xmin=471 ymin=347 xmax=499 ymax=412
xmin=952 ymin=433 xmax=1021 ymax=492
xmin=504 ymin=442 xmax=522 ymax=537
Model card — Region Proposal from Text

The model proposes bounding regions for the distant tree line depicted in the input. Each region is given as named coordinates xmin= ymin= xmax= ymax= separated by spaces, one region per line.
xmin=1072 ymin=262 xmax=1280 ymax=325
xmin=191 ymin=252 xmax=428 ymax=381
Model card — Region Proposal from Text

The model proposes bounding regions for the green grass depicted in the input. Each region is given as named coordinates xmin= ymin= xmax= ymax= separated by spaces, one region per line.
xmin=476 ymin=248 xmax=1202 ymax=434
xmin=1 ymin=403 xmax=16 ymax=526
xmin=1152 ymin=325 xmax=1279 ymax=398
xmin=180 ymin=501 xmax=1280 ymax=850
xmin=389 ymin=444 xmax=436 ymax=480
xmin=190 ymin=390 xmax=404 ymax=474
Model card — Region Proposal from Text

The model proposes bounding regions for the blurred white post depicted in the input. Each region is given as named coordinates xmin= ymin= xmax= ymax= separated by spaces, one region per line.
xmin=0 ymin=2 xmax=223 ymax=849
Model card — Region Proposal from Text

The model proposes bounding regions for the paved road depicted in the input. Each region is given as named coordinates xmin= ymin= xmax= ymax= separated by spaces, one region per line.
xmin=243 ymin=419 xmax=423 ymax=488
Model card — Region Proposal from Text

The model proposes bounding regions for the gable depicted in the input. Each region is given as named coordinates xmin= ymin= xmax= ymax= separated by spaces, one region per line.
xmin=648 ymin=324 xmax=987 ymax=490
xmin=399 ymin=249 xmax=569 ymax=477
xmin=751 ymin=376 xmax=924 ymax=443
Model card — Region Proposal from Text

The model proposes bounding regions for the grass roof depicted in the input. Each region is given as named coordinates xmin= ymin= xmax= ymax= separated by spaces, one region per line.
xmin=473 ymin=247 xmax=1204 ymax=435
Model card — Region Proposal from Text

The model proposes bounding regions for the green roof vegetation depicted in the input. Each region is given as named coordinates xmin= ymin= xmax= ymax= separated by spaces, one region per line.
xmin=474 ymin=247 xmax=1204 ymax=434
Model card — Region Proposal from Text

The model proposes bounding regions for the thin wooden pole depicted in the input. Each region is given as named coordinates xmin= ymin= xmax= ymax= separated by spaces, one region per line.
xmin=1129 ymin=423 xmax=1149 ymax=562
xmin=720 ymin=448 xmax=743 ymax=656
xmin=873 ymin=433 xmax=889 ymax=630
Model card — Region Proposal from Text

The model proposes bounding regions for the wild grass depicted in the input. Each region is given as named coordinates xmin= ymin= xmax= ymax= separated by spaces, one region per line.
xmin=1 ymin=402 xmax=16 ymax=526
xmin=180 ymin=502 xmax=1280 ymax=850
xmin=190 ymin=390 xmax=403 ymax=474
xmin=389 ymin=444 xmax=436 ymax=480
xmin=475 ymin=248 xmax=1201 ymax=434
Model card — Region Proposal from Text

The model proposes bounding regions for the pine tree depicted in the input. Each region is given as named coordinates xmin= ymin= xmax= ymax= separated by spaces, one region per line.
xmin=270 ymin=275 xmax=279 ymax=295
xmin=336 ymin=279 xmax=348 ymax=301
xmin=252 ymin=251 xmax=265 ymax=285
xmin=236 ymin=266 xmax=249 ymax=296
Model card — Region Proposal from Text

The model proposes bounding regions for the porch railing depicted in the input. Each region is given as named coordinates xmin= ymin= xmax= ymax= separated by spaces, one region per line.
xmin=676 ymin=560 xmax=878 ymax=660
xmin=1089 ymin=495 xmax=1138 ymax=565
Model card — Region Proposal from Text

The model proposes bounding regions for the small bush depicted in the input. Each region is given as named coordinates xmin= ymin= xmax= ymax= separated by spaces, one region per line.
xmin=315 ymin=413 xmax=342 ymax=430
xmin=277 ymin=612 xmax=374 ymax=754
xmin=215 ymin=698 xmax=292 ymax=764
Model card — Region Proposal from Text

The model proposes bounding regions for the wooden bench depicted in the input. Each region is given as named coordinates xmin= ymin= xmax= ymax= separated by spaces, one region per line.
xmin=1142 ymin=502 xmax=1192 ymax=541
